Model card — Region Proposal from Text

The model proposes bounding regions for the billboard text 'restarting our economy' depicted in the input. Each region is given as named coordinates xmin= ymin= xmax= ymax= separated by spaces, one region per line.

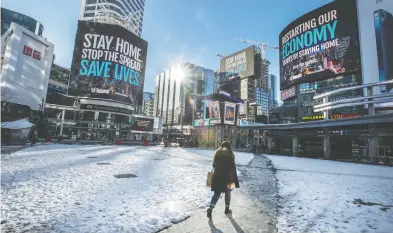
xmin=357 ymin=0 xmax=393 ymax=104
xmin=279 ymin=0 xmax=360 ymax=89
xmin=69 ymin=21 xmax=148 ymax=106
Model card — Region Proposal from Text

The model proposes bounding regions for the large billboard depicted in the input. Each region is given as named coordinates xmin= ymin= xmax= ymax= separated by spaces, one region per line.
xmin=281 ymin=86 xmax=296 ymax=101
xmin=208 ymin=101 xmax=220 ymax=124
xmin=357 ymin=0 xmax=393 ymax=105
xmin=219 ymin=46 xmax=255 ymax=80
xmin=219 ymin=81 xmax=241 ymax=98
xmin=299 ymin=73 xmax=361 ymax=95
xmin=130 ymin=117 xmax=154 ymax=132
xmin=224 ymin=102 xmax=236 ymax=125
xmin=279 ymin=0 xmax=361 ymax=89
xmin=69 ymin=21 xmax=148 ymax=106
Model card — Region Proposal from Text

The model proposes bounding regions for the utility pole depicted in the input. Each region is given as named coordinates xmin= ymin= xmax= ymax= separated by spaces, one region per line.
xmin=180 ymin=85 xmax=184 ymax=147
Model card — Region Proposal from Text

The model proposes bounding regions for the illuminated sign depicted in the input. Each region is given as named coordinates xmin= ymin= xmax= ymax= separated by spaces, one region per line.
xmin=69 ymin=20 xmax=148 ymax=106
xmin=330 ymin=95 xmax=362 ymax=102
xmin=279 ymin=0 xmax=360 ymax=90
xmin=224 ymin=102 xmax=236 ymax=125
xmin=194 ymin=119 xmax=210 ymax=127
xmin=281 ymin=86 xmax=296 ymax=100
xmin=302 ymin=115 xmax=324 ymax=120
xmin=330 ymin=113 xmax=361 ymax=119
xmin=302 ymin=100 xmax=322 ymax=108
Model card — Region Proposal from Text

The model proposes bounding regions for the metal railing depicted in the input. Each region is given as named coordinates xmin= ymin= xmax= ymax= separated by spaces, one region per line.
xmin=313 ymin=80 xmax=393 ymax=119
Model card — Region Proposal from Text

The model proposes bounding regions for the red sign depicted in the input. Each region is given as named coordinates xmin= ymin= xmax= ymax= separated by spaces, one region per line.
xmin=330 ymin=113 xmax=361 ymax=119
xmin=33 ymin=50 xmax=41 ymax=60
xmin=281 ymin=86 xmax=296 ymax=101
xmin=23 ymin=45 xmax=32 ymax=56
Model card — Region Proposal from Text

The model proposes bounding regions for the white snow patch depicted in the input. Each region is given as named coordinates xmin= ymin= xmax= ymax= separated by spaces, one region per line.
xmin=267 ymin=155 xmax=393 ymax=233
xmin=1 ymin=145 xmax=229 ymax=232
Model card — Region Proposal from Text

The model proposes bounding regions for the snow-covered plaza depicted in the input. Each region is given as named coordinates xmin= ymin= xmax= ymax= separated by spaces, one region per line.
xmin=1 ymin=144 xmax=393 ymax=233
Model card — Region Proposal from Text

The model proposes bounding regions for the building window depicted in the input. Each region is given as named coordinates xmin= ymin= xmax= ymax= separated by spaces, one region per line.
xmin=83 ymin=13 xmax=95 ymax=17
xmin=84 ymin=6 xmax=96 ymax=11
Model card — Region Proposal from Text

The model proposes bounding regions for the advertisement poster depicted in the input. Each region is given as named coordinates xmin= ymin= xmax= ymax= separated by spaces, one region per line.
xmin=224 ymin=102 xmax=236 ymax=125
xmin=219 ymin=81 xmax=241 ymax=98
xmin=219 ymin=46 xmax=255 ymax=81
xmin=299 ymin=73 xmax=361 ymax=95
xmin=357 ymin=0 xmax=393 ymax=106
xmin=69 ymin=21 xmax=148 ymax=106
xmin=194 ymin=119 xmax=210 ymax=127
xmin=208 ymin=101 xmax=221 ymax=124
xmin=279 ymin=0 xmax=361 ymax=89
xmin=130 ymin=117 xmax=154 ymax=132
xmin=281 ymin=86 xmax=296 ymax=101
xmin=238 ymin=103 xmax=246 ymax=115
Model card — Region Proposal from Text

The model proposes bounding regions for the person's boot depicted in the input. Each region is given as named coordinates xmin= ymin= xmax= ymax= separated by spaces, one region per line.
xmin=207 ymin=207 xmax=213 ymax=219
xmin=225 ymin=207 xmax=232 ymax=214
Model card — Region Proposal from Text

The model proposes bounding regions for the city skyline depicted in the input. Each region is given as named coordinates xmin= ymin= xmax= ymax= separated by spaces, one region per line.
xmin=2 ymin=0 xmax=334 ymax=93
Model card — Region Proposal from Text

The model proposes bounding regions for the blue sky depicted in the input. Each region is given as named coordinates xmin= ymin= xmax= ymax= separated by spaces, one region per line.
xmin=3 ymin=0 xmax=332 ymax=93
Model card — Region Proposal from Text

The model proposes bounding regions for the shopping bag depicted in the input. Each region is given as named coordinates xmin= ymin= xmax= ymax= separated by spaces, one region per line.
xmin=206 ymin=169 xmax=214 ymax=187
xmin=227 ymin=182 xmax=235 ymax=191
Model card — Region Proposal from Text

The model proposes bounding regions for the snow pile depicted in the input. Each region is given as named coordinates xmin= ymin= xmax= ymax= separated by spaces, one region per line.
xmin=1 ymin=118 xmax=34 ymax=129
xmin=2 ymin=145 xmax=250 ymax=232
xmin=267 ymin=155 xmax=393 ymax=233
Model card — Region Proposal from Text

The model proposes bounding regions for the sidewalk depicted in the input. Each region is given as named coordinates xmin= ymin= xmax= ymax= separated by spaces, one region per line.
xmin=162 ymin=198 xmax=273 ymax=233
xmin=162 ymin=155 xmax=278 ymax=233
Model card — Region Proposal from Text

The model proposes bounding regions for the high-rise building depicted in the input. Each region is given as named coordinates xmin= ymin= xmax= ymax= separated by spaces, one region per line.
xmin=218 ymin=46 xmax=270 ymax=121
xmin=153 ymin=63 xmax=215 ymax=126
xmin=1 ymin=7 xmax=44 ymax=36
xmin=269 ymin=74 xmax=279 ymax=108
xmin=142 ymin=92 xmax=155 ymax=116
xmin=79 ymin=0 xmax=145 ymax=36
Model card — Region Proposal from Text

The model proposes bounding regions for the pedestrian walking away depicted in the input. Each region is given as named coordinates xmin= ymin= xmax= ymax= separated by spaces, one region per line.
xmin=207 ymin=141 xmax=239 ymax=219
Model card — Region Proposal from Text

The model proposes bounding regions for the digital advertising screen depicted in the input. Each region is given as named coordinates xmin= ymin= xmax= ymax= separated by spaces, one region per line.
xmin=357 ymin=0 xmax=393 ymax=105
xmin=69 ymin=21 xmax=148 ymax=106
xmin=299 ymin=73 xmax=361 ymax=95
xmin=224 ymin=102 xmax=236 ymax=125
xmin=281 ymin=86 xmax=296 ymax=101
xmin=279 ymin=0 xmax=361 ymax=90
xmin=194 ymin=118 xmax=210 ymax=127
xmin=130 ymin=117 xmax=154 ymax=132
xmin=219 ymin=81 xmax=241 ymax=98
xmin=219 ymin=46 xmax=255 ymax=80
xmin=208 ymin=101 xmax=221 ymax=124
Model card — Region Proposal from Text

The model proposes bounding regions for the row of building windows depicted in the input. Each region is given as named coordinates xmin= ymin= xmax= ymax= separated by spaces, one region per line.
xmin=84 ymin=0 xmax=144 ymax=18
xmin=154 ymin=64 xmax=215 ymax=125
xmin=83 ymin=13 xmax=95 ymax=18
xmin=1 ymin=8 xmax=44 ymax=36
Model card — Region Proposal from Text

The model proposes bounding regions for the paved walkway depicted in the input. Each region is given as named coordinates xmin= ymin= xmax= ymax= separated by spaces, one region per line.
xmin=163 ymin=155 xmax=278 ymax=233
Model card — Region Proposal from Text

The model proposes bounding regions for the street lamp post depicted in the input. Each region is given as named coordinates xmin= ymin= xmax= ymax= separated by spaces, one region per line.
xmin=267 ymin=87 xmax=271 ymax=125
xmin=180 ymin=85 xmax=184 ymax=146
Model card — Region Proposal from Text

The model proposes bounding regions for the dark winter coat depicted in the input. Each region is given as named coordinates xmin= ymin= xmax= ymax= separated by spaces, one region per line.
xmin=211 ymin=147 xmax=240 ymax=192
